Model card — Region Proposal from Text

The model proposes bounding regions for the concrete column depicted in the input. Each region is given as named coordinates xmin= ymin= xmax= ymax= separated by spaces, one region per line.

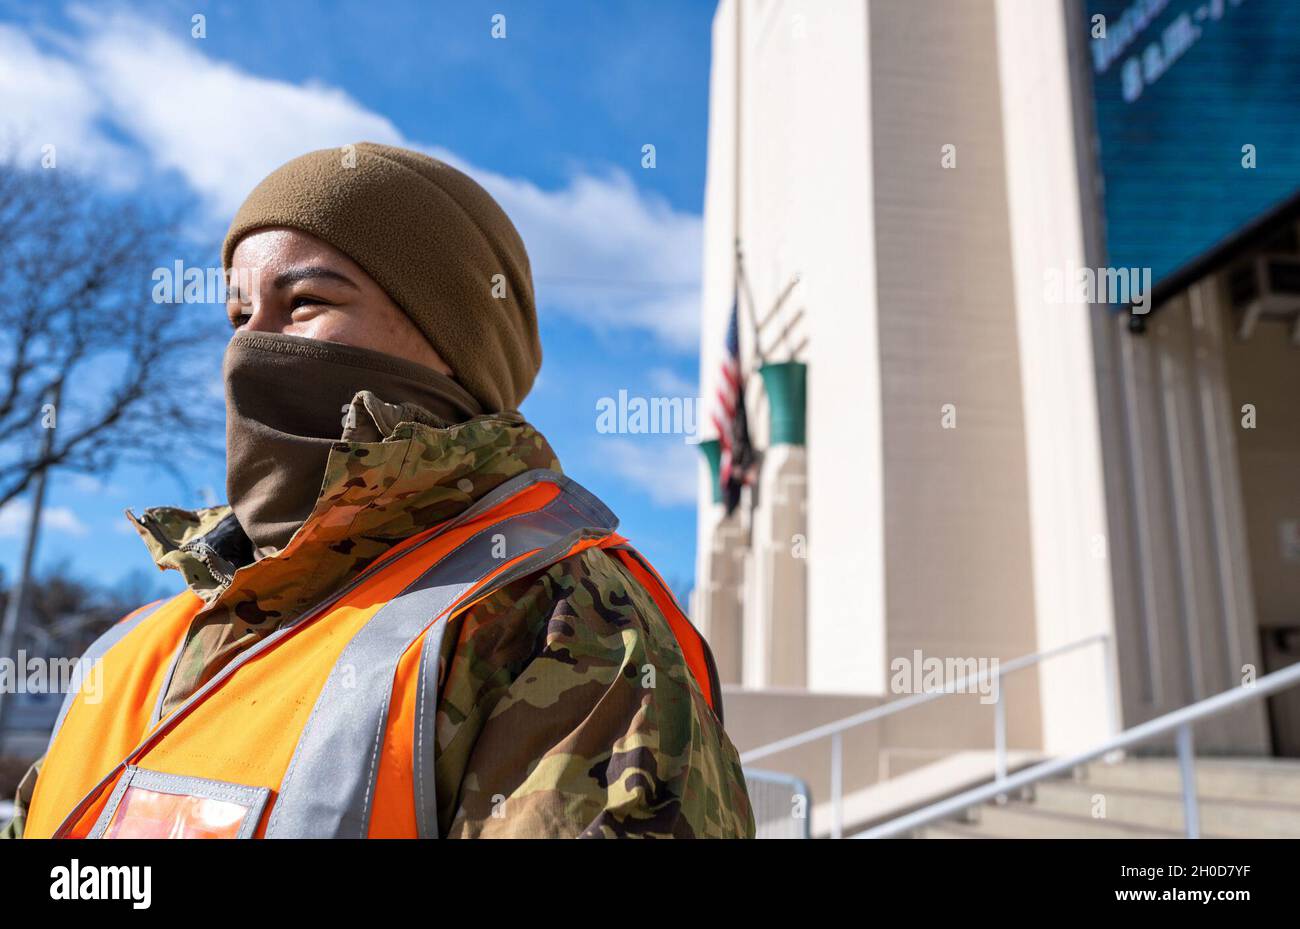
xmin=696 ymin=519 xmax=747 ymax=685
xmin=994 ymin=0 xmax=1119 ymax=753
xmin=744 ymin=445 xmax=808 ymax=688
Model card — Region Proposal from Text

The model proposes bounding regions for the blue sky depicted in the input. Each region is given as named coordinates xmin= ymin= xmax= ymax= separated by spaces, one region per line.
xmin=0 ymin=0 xmax=716 ymax=600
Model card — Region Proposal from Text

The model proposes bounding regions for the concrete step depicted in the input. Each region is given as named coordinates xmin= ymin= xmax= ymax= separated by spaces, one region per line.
xmin=953 ymin=801 xmax=1210 ymax=838
xmin=810 ymin=749 xmax=1041 ymax=837
xmin=1078 ymin=757 xmax=1300 ymax=803
xmin=1030 ymin=777 xmax=1300 ymax=837
xmin=901 ymin=756 xmax=1300 ymax=838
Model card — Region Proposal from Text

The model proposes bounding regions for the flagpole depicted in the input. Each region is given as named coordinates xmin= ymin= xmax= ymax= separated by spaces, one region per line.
xmin=735 ymin=245 xmax=765 ymax=367
xmin=732 ymin=1 xmax=763 ymax=370
xmin=733 ymin=0 xmax=741 ymax=298
xmin=733 ymin=0 xmax=761 ymax=524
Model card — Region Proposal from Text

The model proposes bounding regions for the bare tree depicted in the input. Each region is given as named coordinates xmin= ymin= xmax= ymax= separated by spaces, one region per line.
xmin=0 ymin=160 xmax=223 ymax=509
xmin=0 ymin=560 xmax=160 ymax=657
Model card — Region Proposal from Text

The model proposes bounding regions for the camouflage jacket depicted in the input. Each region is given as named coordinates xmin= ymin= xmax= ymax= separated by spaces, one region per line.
xmin=2 ymin=394 xmax=753 ymax=838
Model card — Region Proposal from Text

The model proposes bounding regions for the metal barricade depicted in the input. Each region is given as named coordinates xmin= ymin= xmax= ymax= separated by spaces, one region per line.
xmin=743 ymin=768 xmax=812 ymax=839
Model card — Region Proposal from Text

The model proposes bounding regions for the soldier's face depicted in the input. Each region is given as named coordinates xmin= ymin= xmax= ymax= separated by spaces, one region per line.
xmin=226 ymin=227 xmax=452 ymax=376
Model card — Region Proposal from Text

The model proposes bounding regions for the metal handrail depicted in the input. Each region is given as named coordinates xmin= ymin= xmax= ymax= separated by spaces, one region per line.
xmin=856 ymin=659 xmax=1300 ymax=839
xmin=738 ymin=632 xmax=1116 ymax=837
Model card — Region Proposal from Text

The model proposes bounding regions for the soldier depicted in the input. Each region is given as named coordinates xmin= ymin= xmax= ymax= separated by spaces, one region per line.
xmin=4 ymin=143 xmax=753 ymax=839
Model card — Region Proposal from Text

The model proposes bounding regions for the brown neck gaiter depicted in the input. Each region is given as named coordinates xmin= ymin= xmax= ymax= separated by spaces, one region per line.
xmin=224 ymin=331 xmax=482 ymax=557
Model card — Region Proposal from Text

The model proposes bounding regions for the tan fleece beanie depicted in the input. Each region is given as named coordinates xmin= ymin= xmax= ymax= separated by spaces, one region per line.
xmin=221 ymin=142 xmax=540 ymax=412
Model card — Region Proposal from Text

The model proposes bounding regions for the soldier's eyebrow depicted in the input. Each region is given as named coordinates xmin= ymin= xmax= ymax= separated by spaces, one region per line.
xmin=272 ymin=267 xmax=361 ymax=291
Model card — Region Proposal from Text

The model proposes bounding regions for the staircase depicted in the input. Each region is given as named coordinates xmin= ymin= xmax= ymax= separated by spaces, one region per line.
xmin=917 ymin=757 xmax=1300 ymax=838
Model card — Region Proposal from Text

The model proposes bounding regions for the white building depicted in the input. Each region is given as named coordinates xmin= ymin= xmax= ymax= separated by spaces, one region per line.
xmin=693 ymin=0 xmax=1300 ymax=836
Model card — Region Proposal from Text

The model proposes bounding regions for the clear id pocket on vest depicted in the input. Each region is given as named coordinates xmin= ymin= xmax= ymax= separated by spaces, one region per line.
xmin=88 ymin=766 xmax=271 ymax=839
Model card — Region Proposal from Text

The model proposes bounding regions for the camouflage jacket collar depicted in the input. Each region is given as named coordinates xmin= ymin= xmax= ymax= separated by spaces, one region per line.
xmin=127 ymin=392 xmax=562 ymax=616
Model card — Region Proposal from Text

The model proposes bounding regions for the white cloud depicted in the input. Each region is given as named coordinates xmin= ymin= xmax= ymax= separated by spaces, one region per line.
xmin=70 ymin=6 xmax=404 ymax=218
xmin=600 ymin=437 xmax=698 ymax=508
xmin=448 ymin=164 xmax=702 ymax=350
xmin=66 ymin=473 xmax=125 ymax=496
xmin=1 ymin=8 xmax=702 ymax=349
xmin=647 ymin=367 xmax=700 ymax=398
xmin=67 ymin=473 xmax=99 ymax=494
xmin=0 ymin=500 xmax=90 ymax=538
xmin=0 ymin=23 xmax=132 ymax=180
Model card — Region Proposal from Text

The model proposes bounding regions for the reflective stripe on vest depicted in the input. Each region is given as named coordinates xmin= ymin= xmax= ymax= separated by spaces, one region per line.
xmin=24 ymin=469 xmax=722 ymax=839
xmin=264 ymin=476 xmax=618 ymax=838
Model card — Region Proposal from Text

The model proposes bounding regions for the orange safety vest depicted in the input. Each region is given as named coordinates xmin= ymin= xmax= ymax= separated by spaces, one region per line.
xmin=23 ymin=470 xmax=722 ymax=839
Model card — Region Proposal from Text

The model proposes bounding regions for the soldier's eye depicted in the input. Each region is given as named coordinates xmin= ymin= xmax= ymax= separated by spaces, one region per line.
xmin=291 ymin=295 xmax=330 ymax=311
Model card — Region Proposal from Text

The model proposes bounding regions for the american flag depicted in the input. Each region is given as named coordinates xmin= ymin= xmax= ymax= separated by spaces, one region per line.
xmin=711 ymin=297 xmax=755 ymax=515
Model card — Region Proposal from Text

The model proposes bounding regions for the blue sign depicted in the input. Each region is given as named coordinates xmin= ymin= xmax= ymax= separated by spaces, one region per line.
xmin=1086 ymin=0 xmax=1300 ymax=288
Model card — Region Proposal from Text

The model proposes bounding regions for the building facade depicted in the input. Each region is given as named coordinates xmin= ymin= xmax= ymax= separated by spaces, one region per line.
xmin=694 ymin=0 xmax=1300 ymax=803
